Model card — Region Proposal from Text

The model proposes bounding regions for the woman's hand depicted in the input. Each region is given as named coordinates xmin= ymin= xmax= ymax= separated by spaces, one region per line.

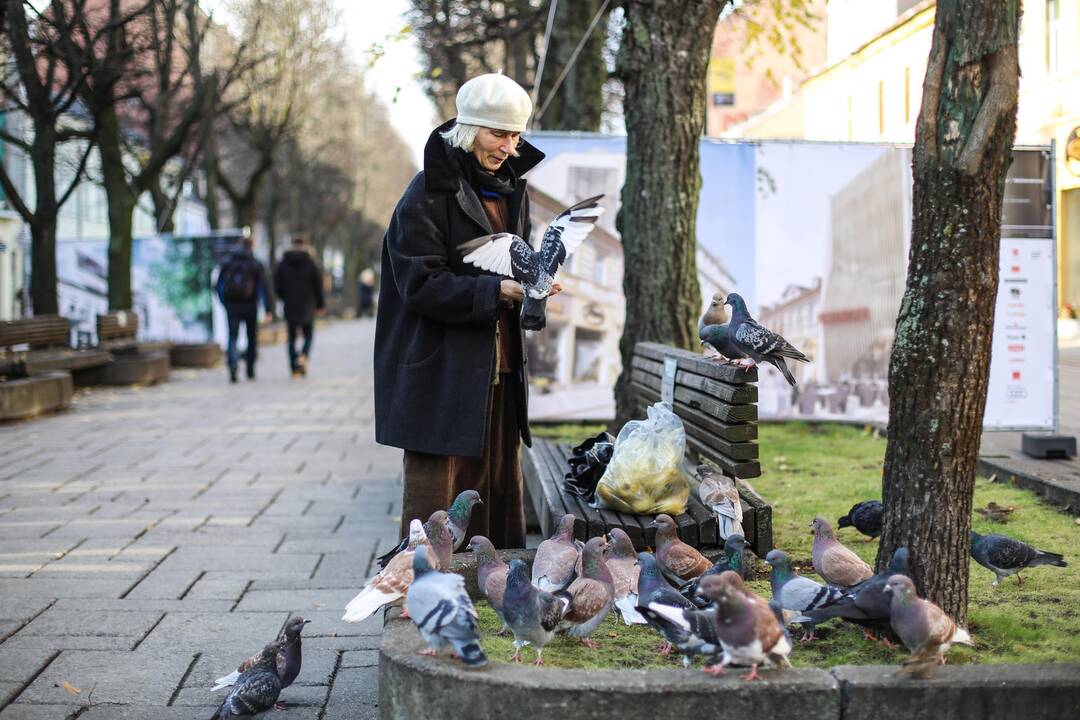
xmin=499 ymin=280 xmax=524 ymax=306
xmin=548 ymin=283 xmax=562 ymax=297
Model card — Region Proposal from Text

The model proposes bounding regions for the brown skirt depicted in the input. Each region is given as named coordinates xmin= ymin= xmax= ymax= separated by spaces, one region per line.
xmin=400 ymin=373 xmax=526 ymax=549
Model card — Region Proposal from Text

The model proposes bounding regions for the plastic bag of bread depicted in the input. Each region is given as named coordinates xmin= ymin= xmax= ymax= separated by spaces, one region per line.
xmin=594 ymin=402 xmax=690 ymax=515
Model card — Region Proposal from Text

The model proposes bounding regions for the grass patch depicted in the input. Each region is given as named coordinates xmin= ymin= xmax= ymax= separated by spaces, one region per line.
xmin=502 ymin=421 xmax=1080 ymax=668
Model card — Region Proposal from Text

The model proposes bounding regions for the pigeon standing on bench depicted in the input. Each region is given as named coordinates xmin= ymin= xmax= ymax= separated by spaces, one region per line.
xmin=837 ymin=500 xmax=883 ymax=541
xmin=459 ymin=194 xmax=605 ymax=330
xmin=724 ymin=293 xmax=809 ymax=386
xmin=210 ymin=643 xmax=282 ymax=718
xmin=376 ymin=490 xmax=482 ymax=570
xmin=212 ymin=616 xmax=310 ymax=709
xmin=698 ymin=293 xmax=750 ymax=366
xmin=970 ymin=530 xmax=1067 ymax=588
xmin=695 ymin=464 xmax=744 ymax=540
xmin=653 ymin=514 xmax=712 ymax=584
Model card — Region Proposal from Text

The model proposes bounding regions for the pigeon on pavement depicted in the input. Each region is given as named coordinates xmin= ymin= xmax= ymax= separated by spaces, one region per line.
xmin=604 ymin=528 xmax=646 ymax=625
xmin=212 ymin=616 xmax=310 ymax=709
xmin=970 ymin=530 xmax=1067 ymax=588
xmin=210 ymin=643 xmax=282 ymax=718
xmin=405 ymin=545 xmax=487 ymax=667
xmin=467 ymin=535 xmax=509 ymax=630
xmin=459 ymin=195 xmax=605 ymax=330
xmin=501 ymin=559 xmax=571 ymax=665
xmin=765 ymin=550 xmax=842 ymax=631
xmin=376 ymin=490 xmax=482 ymax=569
xmin=838 ymin=500 xmax=884 ymax=541
xmin=532 ymin=514 xmax=580 ymax=593
xmin=724 ymin=293 xmax=809 ymax=385
xmin=697 ymin=572 xmax=792 ymax=680
xmin=695 ymin=464 xmax=744 ymax=540
xmin=557 ymin=537 xmax=615 ymax=647
xmin=811 ymin=516 xmax=873 ymax=587
xmin=679 ymin=533 xmax=752 ymax=607
xmin=653 ymin=514 xmax=712 ymax=584
xmin=885 ymin=574 xmax=973 ymax=678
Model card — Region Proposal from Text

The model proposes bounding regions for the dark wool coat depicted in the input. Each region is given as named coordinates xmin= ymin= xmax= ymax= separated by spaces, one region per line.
xmin=273 ymin=249 xmax=325 ymax=325
xmin=374 ymin=119 xmax=542 ymax=457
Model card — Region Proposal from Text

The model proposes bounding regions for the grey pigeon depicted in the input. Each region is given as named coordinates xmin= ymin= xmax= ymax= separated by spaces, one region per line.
xmin=698 ymin=294 xmax=750 ymax=366
xmin=791 ymin=546 xmax=911 ymax=640
xmin=557 ymin=537 xmax=615 ymax=647
xmin=970 ymin=530 xmax=1066 ymax=588
xmin=811 ymin=516 xmax=873 ymax=587
xmin=838 ymin=500 xmax=883 ymax=541
xmin=467 ymin=535 xmax=509 ymax=630
xmin=637 ymin=552 xmax=697 ymax=655
xmin=405 ymin=545 xmax=487 ymax=667
xmin=679 ymin=533 xmax=752 ymax=607
xmin=459 ymin=195 xmax=604 ymax=330
xmin=501 ymin=559 xmax=571 ymax=665
xmin=376 ymin=490 xmax=482 ymax=569
xmin=765 ymin=550 xmax=842 ymax=635
xmin=697 ymin=572 xmax=792 ymax=680
xmin=885 ymin=574 xmax=973 ymax=678
xmin=210 ymin=643 xmax=281 ymax=718
xmin=211 ymin=616 xmax=310 ymax=708
xmin=532 ymin=514 xmax=579 ymax=593
xmin=724 ymin=292 xmax=809 ymax=386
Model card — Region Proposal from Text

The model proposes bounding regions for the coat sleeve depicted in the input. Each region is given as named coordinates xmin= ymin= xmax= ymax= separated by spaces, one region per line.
xmin=385 ymin=185 xmax=500 ymax=326
xmin=313 ymin=263 xmax=325 ymax=311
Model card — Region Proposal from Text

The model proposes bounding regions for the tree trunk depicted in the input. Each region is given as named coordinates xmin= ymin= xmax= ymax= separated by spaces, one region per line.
xmin=876 ymin=0 xmax=1020 ymax=625
xmin=202 ymin=120 xmax=222 ymax=230
xmin=613 ymin=0 xmax=726 ymax=427
xmin=150 ymin=178 xmax=175 ymax=234
xmin=538 ymin=0 xmax=609 ymax=132
xmin=99 ymin=105 xmax=139 ymax=311
xmin=28 ymin=132 xmax=59 ymax=315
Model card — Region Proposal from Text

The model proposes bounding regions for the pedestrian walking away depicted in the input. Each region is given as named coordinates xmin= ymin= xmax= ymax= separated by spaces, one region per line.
xmin=274 ymin=235 xmax=326 ymax=377
xmin=217 ymin=236 xmax=272 ymax=383
xmin=374 ymin=72 xmax=559 ymax=549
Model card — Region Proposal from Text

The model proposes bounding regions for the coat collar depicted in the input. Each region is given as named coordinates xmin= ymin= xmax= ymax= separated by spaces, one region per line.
xmin=422 ymin=118 xmax=545 ymax=194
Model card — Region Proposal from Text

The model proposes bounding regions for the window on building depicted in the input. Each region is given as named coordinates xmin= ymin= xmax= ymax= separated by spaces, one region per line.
xmin=567 ymin=166 xmax=615 ymax=204
xmin=878 ymin=81 xmax=885 ymax=135
xmin=904 ymin=67 xmax=911 ymax=124
xmin=593 ymin=253 xmax=606 ymax=286
xmin=1046 ymin=0 xmax=1061 ymax=73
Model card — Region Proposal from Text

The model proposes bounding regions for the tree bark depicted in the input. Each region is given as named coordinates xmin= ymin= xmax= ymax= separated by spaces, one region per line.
xmin=613 ymin=0 xmax=726 ymax=427
xmin=537 ymin=0 xmax=609 ymax=131
xmin=877 ymin=0 xmax=1020 ymax=625
xmin=28 ymin=131 xmax=60 ymax=315
xmin=99 ymin=105 xmax=138 ymax=311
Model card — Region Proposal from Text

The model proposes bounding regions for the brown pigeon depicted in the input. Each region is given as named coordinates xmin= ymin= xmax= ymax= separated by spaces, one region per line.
xmin=532 ymin=514 xmax=579 ymax=593
xmin=558 ymin=536 xmax=615 ymax=647
xmin=604 ymin=528 xmax=646 ymax=625
xmin=810 ymin=516 xmax=873 ymax=587
xmin=468 ymin=535 xmax=509 ymax=623
xmin=654 ymin=514 xmax=712 ymax=584
xmin=885 ymin=574 xmax=973 ymax=678
xmin=698 ymin=571 xmax=792 ymax=680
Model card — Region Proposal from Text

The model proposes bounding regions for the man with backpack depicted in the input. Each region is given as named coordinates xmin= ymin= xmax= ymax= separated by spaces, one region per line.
xmin=216 ymin=237 xmax=272 ymax=383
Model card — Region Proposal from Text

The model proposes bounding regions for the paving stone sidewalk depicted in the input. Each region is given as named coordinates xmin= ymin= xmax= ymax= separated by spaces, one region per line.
xmin=0 ymin=318 xmax=402 ymax=719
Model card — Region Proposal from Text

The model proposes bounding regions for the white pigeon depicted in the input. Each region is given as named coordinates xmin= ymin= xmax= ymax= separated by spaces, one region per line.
xmin=458 ymin=194 xmax=605 ymax=300
xmin=405 ymin=546 xmax=487 ymax=667
xmin=695 ymin=464 xmax=743 ymax=540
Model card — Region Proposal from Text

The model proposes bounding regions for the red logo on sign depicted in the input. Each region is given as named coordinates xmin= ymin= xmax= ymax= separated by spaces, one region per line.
xmin=1011 ymin=265 xmax=1021 ymax=273
xmin=1011 ymin=371 xmax=1021 ymax=380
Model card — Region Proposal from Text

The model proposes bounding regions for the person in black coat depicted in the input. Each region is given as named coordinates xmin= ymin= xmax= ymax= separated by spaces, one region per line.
xmin=216 ymin=237 xmax=272 ymax=383
xmin=274 ymin=237 xmax=326 ymax=377
xmin=374 ymin=73 xmax=548 ymax=549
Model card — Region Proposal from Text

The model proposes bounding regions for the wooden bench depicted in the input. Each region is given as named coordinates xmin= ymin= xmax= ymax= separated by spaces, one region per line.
xmin=82 ymin=311 xmax=170 ymax=386
xmin=0 ymin=316 xmax=112 ymax=376
xmin=96 ymin=311 xmax=171 ymax=353
xmin=524 ymin=341 xmax=773 ymax=556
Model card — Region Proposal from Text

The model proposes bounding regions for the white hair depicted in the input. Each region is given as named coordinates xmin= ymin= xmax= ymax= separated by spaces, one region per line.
xmin=440 ymin=122 xmax=521 ymax=157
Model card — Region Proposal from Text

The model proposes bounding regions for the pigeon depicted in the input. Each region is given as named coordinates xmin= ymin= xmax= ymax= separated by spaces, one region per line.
xmin=884 ymin=574 xmax=974 ymax=678
xmin=764 ymin=550 xmax=841 ymax=638
xmin=557 ymin=536 xmax=615 ymax=647
xmin=604 ymin=528 xmax=646 ymax=625
xmin=635 ymin=551 xmax=698 ymax=654
xmin=791 ymin=546 xmax=912 ymax=641
xmin=679 ymin=533 xmax=752 ymax=607
xmin=459 ymin=194 xmax=605 ymax=330
xmin=342 ymin=512 xmax=453 ymax=623
xmin=532 ymin=514 xmax=579 ymax=593
xmin=970 ymin=530 xmax=1067 ymax=588
xmin=636 ymin=601 xmax=723 ymax=668
xmin=467 ymin=535 xmax=509 ymax=628
xmin=501 ymin=559 xmax=571 ymax=665
xmin=697 ymin=572 xmax=792 ymax=680
xmin=376 ymin=490 xmax=482 ymax=569
xmin=698 ymin=294 xmax=751 ymax=366
xmin=811 ymin=516 xmax=873 ymax=587
xmin=211 ymin=616 xmax=310 ymax=708
xmin=653 ymin=514 xmax=712 ymax=584
xmin=723 ymin=292 xmax=809 ymax=386
xmin=695 ymin=464 xmax=744 ymax=540
xmin=837 ymin=500 xmax=884 ymax=541
xmin=210 ymin=643 xmax=282 ymax=718
xmin=405 ymin=545 xmax=487 ymax=667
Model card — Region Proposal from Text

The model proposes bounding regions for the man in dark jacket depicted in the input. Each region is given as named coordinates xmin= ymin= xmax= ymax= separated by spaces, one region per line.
xmin=216 ymin=237 xmax=272 ymax=383
xmin=374 ymin=73 xmax=548 ymax=549
xmin=274 ymin=236 xmax=325 ymax=377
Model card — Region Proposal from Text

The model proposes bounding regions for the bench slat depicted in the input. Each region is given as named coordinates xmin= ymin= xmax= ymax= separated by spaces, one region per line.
xmin=635 ymin=342 xmax=757 ymax=384
xmin=686 ymin=434 xmax=762 ymax=479
xmin=682 ymin=415 xmax=759 ymax=460
xmin=673 ymin=386 xmax=758 ymax=423
xmin=676 ymin=369 xmax=758 ymax=405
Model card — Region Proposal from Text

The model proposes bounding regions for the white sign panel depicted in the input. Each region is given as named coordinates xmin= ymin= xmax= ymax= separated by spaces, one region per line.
xmin=983 ymin=238 xmax=1056 ymax=429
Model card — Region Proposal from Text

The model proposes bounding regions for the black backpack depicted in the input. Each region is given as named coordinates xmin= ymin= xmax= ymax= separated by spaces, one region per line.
xmin=221 ymin=257 xmax=258 ymax=302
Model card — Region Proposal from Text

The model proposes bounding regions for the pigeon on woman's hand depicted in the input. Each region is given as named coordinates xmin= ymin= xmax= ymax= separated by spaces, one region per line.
xmin=885 ymin=574 xmax=973 ymax=678
xmin=724 ymin=293 xmax=809 ymax=385
xmin=697 ymin=572 xmax=792 ymax=680
xmin=501 ymin=559 xmax=571 ymax=665
xmin=210 ymin=643 xmax=282 ymax=718
xmin=405 ymin=545 xmax=487 ymax=667
xmin=211 ymin=616 xmax=310 ymax=711
xmin=604 ymin=528 xmax=647 ymax=625
xmin=695 ymin=464 xmax=744 ymax=540
xmin=459 ymin=195 xmax=604 ymax=330
xmin=532 ymin=514 xmax=580 ymax=593
xmin=838 ymin=500 xmax=883 ymax=541
xmin=557 ymin=537 xmax=615 ymax=647
xmin=375 ymin=490 xmax=482 ymax=569
xmin=970 ymin=530 xmax=1066 ymax=588
xmin=811 ymin=516 xmax=873 ymax=587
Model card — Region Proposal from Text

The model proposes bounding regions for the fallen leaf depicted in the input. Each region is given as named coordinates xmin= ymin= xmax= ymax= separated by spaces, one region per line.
xmin=61 ymin=682 xmax=81 ymax=695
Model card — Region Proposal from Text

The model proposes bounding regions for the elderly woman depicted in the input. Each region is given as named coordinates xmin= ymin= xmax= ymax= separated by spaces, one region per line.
xmin=374 ymin=73 xmax=549 ymax=549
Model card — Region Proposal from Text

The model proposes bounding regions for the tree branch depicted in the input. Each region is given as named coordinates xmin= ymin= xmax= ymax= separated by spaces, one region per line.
xmin=956 ymin=43 xmax=1019 ymax=176
xmin=0 ymin=162 xmax=35 ymax=224
xmin=57 ymin=140 xmax=97 ymax=209
xmin=914 ymin=14 xmax=948 ymax=165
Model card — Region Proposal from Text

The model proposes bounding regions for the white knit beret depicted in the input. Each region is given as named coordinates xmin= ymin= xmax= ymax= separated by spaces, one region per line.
xmin=455 ymin=73 xmax=533 ymax=133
